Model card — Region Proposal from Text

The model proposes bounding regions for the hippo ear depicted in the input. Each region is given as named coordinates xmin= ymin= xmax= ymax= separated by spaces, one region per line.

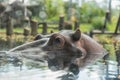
xmin=34 ymin=34 xmax=43 ymax=40
xmin=72 ymin=29 xmax=81 ymax=41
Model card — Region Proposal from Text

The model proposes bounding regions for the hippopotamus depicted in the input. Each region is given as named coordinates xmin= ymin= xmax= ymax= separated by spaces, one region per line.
xmin=8 ymin=29 xmax=107 ymax=75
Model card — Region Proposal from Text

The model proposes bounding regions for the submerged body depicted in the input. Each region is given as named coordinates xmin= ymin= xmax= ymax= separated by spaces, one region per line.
xmin=8 ymin=29 xmax=107 ymax=74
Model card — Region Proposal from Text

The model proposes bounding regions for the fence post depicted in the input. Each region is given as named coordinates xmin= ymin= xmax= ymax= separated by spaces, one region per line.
xmin=64 ymin=21 xmax=72 ymax=30
xmin=89 ymin=30 xmax=93 ymax=38
xmin=114 ymin=14 xmax=120 ymax=34
xmin=23 ymin=27 xmax=30 ymax=41
xmin=58 ymin=15 xmax=64 ymax=30
xmin=30 ymin=20 xmax=38 ymax=36
xmin=42 ymin=22 xmax=47 ymax=35
xmin=74 ymin=21 xmax=79 ymax=30
xmin=23 ymin=27 xmax=30 ymax=36
xmin=102 ymin=11 xmax=109 ymax=33
xmin=6 ymin=16 xmax=13 ymax=36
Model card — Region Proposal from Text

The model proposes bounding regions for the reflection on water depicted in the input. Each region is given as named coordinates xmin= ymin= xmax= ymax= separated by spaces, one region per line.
xmin=0 ymin=52 xmax=119 ymax=80
xmin=0 ymin=61 xmax=66 ymax=80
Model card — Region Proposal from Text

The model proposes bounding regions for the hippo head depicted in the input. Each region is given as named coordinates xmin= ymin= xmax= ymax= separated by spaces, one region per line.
xmin=40 ymin=29 xmax=83 ymax=71
xmin=9 ymin=29 xmax=83 ymax=71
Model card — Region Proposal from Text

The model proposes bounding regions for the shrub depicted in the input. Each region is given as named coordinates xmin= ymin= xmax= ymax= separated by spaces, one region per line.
xmin=91 ymin=17 xmax=104 ymax=30
xmin=79 ymin=2 xmax=105 ymax=23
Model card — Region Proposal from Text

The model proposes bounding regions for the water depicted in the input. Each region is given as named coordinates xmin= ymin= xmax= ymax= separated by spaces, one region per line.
xmin=0 ymin=52 xmax=119 ymax=80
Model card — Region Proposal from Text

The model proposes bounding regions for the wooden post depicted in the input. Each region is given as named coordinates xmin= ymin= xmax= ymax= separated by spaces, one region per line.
xmin=23 ymin=27 xmax=30 ymax=36
xmin=23 ymin=27 xmax=30 ymax=42
xmin=89 ymin=30 xmax=93 ymax=38
xmin=102 ymin=11 xmax=109 ymax=33
xmin=74 ymin=21 xmax=79 ymax=30
xmin=114 ymin=14 xmax=120 ymax=34
xmin=42 ymin=22 xmax=47 ymax=35
xmin=58 ymin=15 xmax=64 ymax=30
xmin=4 ymin=14 xmax=14 ymax=48
xmin=6 ymin=36 xmax=13 ymax=49
xmin=64 ymin=21 xmax=72 ymax=30
xmin=30 ymin=20 xmax=38 ymax=36
xmin=6 ymin=16 xmax=13 ymax=36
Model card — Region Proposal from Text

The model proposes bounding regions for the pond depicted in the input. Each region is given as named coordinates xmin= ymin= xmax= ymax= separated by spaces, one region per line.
xmin=0 ymin=51 xmax=119 ymax=80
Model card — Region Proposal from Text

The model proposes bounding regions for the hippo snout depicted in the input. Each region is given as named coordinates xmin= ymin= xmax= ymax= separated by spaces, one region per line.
xmin=48 ymin=58 xmax=64 ymax=71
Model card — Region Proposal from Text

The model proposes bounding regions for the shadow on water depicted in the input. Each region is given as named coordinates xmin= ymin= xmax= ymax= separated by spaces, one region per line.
xmin=0 ymin=50 xmax=119 ymax=80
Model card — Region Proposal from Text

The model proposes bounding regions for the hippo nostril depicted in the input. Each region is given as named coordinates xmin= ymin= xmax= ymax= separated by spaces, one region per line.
xmin=50 ymin=66 xmax=58 ymax=71
xmin=48 ymin=53 xmax=55 ymax=59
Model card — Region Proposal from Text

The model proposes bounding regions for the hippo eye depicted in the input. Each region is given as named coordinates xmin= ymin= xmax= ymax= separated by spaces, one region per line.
xmin=54 ymin=36 xmax=65 ymax=47
xmin=55 ymin=37 xmax=61 ymax=43
xmin=55 ymin=37 xmax=61 ymax=44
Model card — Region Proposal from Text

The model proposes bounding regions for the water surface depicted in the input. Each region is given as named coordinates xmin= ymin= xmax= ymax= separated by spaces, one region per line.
xmin=0 ymin=52 xmax=118 ymax=80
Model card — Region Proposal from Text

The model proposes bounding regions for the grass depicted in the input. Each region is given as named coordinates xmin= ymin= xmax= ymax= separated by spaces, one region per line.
xmin=106 ymin=16 xmax=119 ymax=32
xmin=14 ymin=27 xmax=24 ymax=33
xmin=0 ymin=28 xmax=6 ymax=32
xmin=38 ymin=25 xmax=59 ymax=34
xmin=80 ymin=23 xmax=92 ymax=32
xmin=107 ymin=22 xmax=117 ymax=32
xmin=0 ymin=28 xmax=23 ymax=33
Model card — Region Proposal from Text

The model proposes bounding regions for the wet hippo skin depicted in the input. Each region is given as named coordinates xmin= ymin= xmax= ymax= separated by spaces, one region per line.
xmin=34 ymin=29 xmax=107 ymax=71
xmin=9 ymin=29 xmax=107 ymax=75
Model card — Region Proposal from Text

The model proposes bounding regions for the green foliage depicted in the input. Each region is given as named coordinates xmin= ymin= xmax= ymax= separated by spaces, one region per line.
xmin=79 ymin=2 xmax=105 ymax=23
xmin=63 ymin=1 xmax=78 ymax=14
xmin=91 ymin=17 xmax=104 ymax=30
xmin=80 ymin=23 xmax=92 ymax=32
xmin=107 ymin=16 xmax=118 ymax=31
xmin=45 ymin=0 xmax=58 ymax=19
xmin=45 ymin=0 xmax=64 ymax=21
